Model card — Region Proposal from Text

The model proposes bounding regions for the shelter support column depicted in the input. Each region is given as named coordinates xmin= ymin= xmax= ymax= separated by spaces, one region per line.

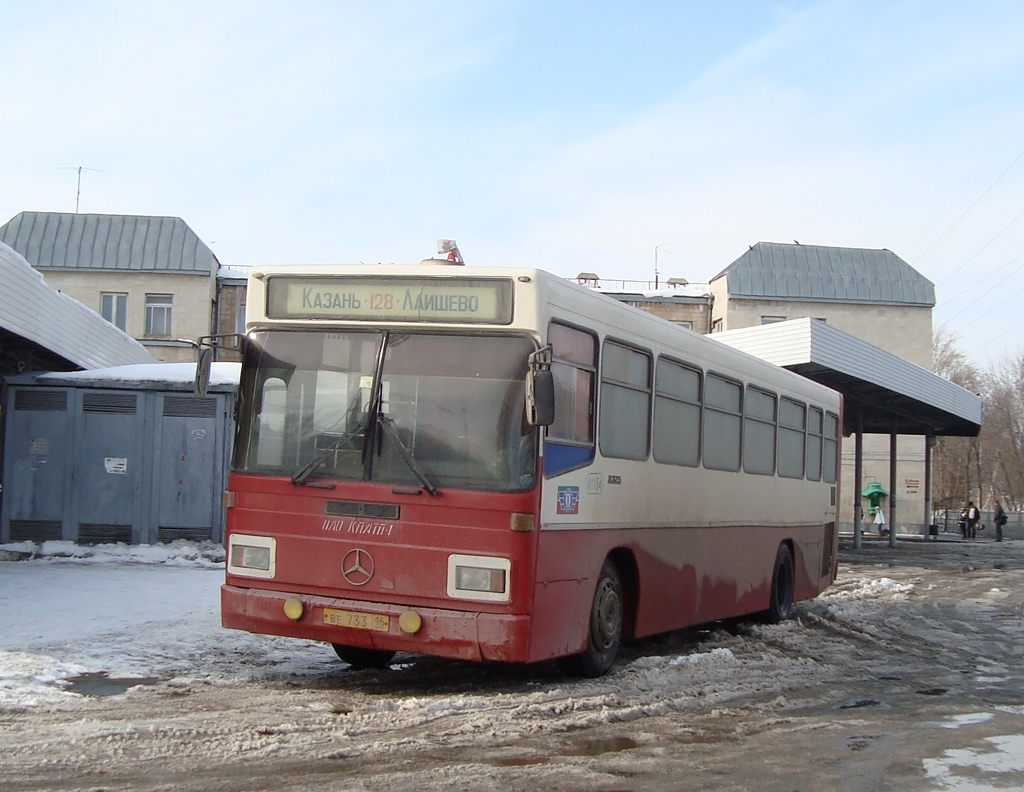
xmin=853 ymin=411 xmax=864 ymax=550
xmin=924 ymin=435 xmax=934 ymax=537
xmin=889 ymin=425 xmax=897 ymax=548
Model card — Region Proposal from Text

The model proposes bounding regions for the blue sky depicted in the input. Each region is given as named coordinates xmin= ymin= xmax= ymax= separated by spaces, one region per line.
xmin=3 ymin=1 xmax=1023 ymax=365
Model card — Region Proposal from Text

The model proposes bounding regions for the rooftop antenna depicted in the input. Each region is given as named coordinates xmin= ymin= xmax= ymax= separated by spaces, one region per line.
xmin=654 ymin=242 xmax=674 ymax=288
xmin=58 ymin=166 xmax=102 ymax=213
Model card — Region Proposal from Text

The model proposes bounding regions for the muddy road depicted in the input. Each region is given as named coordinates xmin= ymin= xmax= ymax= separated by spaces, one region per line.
xmin=2 ymin=537 xmax=1023 ymax=791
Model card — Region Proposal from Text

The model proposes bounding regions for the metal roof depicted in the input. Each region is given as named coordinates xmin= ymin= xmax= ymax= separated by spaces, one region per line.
xmin=712 ymin=242 xmax=935 ymax=306
xmin=0 ymin=242 xmax=155 ymax=373
xmin=0 ymin=212 xmax=217 ymax=274
xmin=711 ymin=317 xmax=980 ymax=437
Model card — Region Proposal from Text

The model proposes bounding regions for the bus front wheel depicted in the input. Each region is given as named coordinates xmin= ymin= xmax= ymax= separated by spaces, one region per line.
xmin=557 ymin=559 xmax=623 ymax=678
xmin=332 ymin=644 xmax=396 ymax=670
xmin=767 ymin=543 xmax=795 ymax=623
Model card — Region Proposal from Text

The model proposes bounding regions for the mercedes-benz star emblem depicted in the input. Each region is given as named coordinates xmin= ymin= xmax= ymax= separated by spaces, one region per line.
xmin=341 ymin=548 xmax=374 ymax=586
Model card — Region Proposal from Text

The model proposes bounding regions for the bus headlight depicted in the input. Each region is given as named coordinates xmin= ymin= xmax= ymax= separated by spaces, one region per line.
xmin=447 ymin=554 xmax=511 ymax=602
xmin=227 ymin=534 xmax=277 ymax=579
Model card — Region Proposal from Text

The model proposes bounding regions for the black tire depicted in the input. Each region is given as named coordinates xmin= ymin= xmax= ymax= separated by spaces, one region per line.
xmin=557 ymin=559 xmax=623 ymax=678
xmin=331 ymin=644 xmax=396 ymax=670
xmin=767 ymin=543 xmax=795 ymax=623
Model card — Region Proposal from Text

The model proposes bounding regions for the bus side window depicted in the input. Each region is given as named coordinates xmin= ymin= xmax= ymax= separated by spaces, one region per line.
xmin=778 ymin=398 xmax=807 ymax=479
xmin=806 ymin=407 xmax=824 ymax=481
xmin=653 ymin=357 xmax=701 ymax=468
xmin=545 ymin=321 xmax=597 ymax=477
xmin=599 ymin=340 xmax=652 ymax=460
xmin=743 ymin=386 xmax=777 ymax=475
xmin=703 ymin=374 xmax=742 ymax=471
xmin=823 ymin=412 xmax=839 ymax=484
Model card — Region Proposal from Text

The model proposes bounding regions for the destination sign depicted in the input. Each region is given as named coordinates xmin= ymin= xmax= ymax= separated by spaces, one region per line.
xmin=266 ymin=276 xmax=514 ymax=324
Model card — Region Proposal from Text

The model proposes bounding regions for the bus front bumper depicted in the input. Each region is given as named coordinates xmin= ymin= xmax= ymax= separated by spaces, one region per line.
xmin=221 ymin=585 xmax=532 ymax=664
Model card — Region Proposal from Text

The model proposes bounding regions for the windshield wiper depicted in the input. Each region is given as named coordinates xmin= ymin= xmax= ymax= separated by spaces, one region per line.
xmin=378 ymin=414 xmax=439 ymax=496
xmin=291 ymin=427 xmax=364 ymax=486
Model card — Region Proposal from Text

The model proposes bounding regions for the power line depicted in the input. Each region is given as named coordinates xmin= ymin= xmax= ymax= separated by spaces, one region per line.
xmin=940 ymin=250 xmax=1024 ymax=325
xmin=912 ymin=145 xmax=1024 ymax=266
xmin=964 ymin=313 xmax=1024 ymax=359
xmin=935 ymin=204 xmax=1024 ymax=289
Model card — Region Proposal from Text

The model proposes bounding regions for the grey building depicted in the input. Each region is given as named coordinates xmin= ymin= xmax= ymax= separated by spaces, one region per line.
xmin=0 ymin=212 xmax=222 ymax=363
xmin=710 ymin=242 xmax=935 ymax=368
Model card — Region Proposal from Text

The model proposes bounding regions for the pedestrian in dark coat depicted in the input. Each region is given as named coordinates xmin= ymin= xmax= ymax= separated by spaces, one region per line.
xmin=993 ymin=499 xmax=1007 ymax=543
xmin=966 ymin=501 xmax=981 ymax=539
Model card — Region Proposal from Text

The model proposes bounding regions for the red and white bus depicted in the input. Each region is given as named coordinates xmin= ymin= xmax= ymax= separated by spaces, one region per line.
xmin=213 ymin=261 xmax=841 ymax=677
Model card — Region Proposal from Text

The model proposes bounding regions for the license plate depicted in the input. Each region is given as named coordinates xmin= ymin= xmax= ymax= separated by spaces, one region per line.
xmin=323 ymin=608 xmax=390 ymax=632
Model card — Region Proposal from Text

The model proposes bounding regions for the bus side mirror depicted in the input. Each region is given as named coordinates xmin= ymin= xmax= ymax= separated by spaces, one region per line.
xmin=527 ymin=369 xmax=554 ymax=427
xmin=194 ymin=346 xmax=214 ymax=398
xmin=191 ymin=333 xmax=244 ymax=398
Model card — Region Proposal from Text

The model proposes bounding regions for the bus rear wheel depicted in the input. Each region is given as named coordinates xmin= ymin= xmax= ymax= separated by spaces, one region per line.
xmin=332 ymin=644 xmax=396 ymax=670
xmin=767 ymin=543 xmax=795 ymax=623
xmin=557 ymin=559 xmax=623 ymax=678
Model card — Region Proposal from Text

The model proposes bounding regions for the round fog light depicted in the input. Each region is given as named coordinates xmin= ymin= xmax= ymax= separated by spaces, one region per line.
xmin=398 ymin=610 xmax=422 ymax=635
xmin=283 ymin=598 xmax=304 ymax=621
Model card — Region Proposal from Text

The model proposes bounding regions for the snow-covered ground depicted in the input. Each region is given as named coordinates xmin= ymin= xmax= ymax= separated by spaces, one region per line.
xmin=1 ymin=539 xmax=1023 ymax=791
xmin=0 ymin=538 xmax=909 ymax=711
xmin=0 ymin=540 xmax=340 ymax=709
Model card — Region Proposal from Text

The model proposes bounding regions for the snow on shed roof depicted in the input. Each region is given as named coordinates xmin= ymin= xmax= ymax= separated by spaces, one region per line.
xmin=0 ymin=212 xmax=217 ymax=274
xmin=712 ymin=242 xmax=935 ymax=306
xmin=5 ymin=362 xmax=240 ymax=391
xmin=0 ymin=242 xmax=155 ymax=370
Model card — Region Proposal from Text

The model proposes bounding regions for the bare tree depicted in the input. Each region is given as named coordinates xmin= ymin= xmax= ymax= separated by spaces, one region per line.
xmin=932 ymin=327 xmax=983 ymax=515
xmin=984 ymin=351 xmax=1024 ymax=509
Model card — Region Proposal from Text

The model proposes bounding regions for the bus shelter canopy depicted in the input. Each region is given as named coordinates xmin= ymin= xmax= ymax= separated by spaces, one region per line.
xmin=711 ymin=318 xmax=981 ymax=438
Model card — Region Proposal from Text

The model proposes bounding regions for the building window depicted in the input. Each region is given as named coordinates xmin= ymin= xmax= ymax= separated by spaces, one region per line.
xmin=235 ymin=303 xmax=247 ymax=334
xmin=100 ymin=293 xmax=128 ymax=332
xmin=145 ymin=294 xmax=173 ymax=337
xmin=711 ymin=318 xmax=723 ymax=333
xmin=760 ymin=315 xmax=786 ymax=324
xmin=673 ymin=320 xmax=693 ymax=330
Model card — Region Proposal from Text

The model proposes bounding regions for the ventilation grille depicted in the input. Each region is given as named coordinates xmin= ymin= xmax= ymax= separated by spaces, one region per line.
xmin=14 ymin=390 xmax=68 ymax=412
xmin=163 ymin=396 xmax=217 ymax=418
xmin=158 ymin=526 xmax=211 ymax=543
xmin=9 ymin=520 xmax=63 ymax=542
xmin=83 ymin=393 xmax=137 ymax=414
xmin=821 ymin=521 xmax=836 ymax=578
xmin=78 ymin=523 xmax=132 ymax=545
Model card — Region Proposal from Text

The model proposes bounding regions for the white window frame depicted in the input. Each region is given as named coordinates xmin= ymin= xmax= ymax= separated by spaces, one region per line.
xmin=100 ymin=292 xmax=128 ymax=332
xmin=145 ymin=294 xmax=173 ymax=337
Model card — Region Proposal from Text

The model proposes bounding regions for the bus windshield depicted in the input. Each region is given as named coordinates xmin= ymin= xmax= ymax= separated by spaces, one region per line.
xmin=234 ymin=330 xmax=538 ymax=492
